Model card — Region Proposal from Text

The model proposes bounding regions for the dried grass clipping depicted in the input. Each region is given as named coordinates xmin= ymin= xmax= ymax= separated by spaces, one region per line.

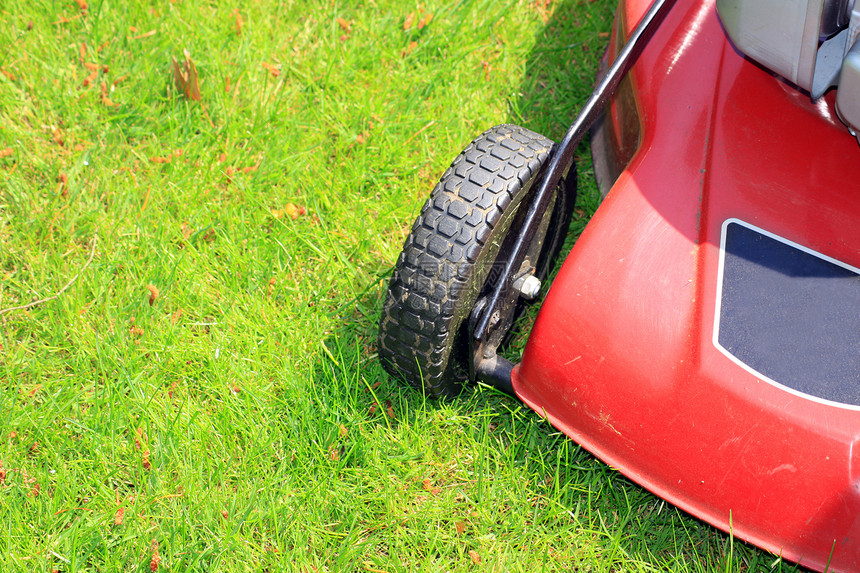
xmin=172 ymin=49 xmax=201 ymax=101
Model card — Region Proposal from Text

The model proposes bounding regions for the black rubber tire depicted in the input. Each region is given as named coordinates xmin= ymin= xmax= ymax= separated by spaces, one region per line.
xmin=378 ymin=124 xmax=575 ymax=397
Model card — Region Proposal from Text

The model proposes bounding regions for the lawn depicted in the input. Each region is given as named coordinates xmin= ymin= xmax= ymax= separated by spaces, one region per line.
xmin=0 ymin=0 xmax=803 ymax=571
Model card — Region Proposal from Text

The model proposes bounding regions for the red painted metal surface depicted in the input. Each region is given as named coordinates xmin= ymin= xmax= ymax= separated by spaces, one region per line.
xmin=513 ymin=1 xmax=860 ymax=571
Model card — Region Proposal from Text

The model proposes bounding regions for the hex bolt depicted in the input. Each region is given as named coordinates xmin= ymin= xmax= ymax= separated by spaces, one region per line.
xmin=513 ymin=274 xmax=542 ymax=300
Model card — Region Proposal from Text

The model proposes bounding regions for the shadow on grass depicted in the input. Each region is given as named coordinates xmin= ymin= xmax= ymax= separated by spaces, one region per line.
xmin=306 ymin=0 xmax=811 ymax=570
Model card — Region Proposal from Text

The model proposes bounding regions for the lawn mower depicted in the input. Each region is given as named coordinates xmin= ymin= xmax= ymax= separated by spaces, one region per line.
xmin=378 ymin=0 xmax=860 ymax=570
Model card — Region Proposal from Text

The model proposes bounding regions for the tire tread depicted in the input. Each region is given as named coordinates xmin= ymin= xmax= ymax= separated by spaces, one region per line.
xmin=379 ymin=124 xmax=556 ymax=397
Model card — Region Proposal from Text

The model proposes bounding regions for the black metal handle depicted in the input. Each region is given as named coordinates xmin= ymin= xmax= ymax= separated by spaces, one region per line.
xmin=473 ymin=0 xmax=677 ymax=341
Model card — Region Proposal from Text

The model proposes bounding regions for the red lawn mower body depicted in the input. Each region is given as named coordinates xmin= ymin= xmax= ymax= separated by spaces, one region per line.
xmin=513 ymin=0 xmax=860 ymax=571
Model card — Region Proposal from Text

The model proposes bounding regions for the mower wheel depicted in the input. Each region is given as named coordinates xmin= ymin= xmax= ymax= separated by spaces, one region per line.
xmin=378 ymin=124 xmax=575 ymax=397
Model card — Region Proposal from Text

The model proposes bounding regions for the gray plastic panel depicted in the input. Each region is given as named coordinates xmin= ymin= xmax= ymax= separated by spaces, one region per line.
xmin=716 ymin=0 xmax=825 ymax=90
xmin=715 ymin=219 xmax=860 ymax=408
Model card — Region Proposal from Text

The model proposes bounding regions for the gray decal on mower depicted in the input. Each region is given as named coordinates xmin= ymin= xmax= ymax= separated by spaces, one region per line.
xmin=714 ymin=219 xmax=860 ymax=408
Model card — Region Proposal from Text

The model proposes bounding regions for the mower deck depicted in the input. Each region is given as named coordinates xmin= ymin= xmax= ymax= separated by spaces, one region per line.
xmin=513 ymin=0 xmax=860 ymax=571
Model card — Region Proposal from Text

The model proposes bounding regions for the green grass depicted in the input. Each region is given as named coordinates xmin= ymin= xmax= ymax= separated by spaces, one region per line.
xmin=0 ymin=0 xmax=807 ymax=571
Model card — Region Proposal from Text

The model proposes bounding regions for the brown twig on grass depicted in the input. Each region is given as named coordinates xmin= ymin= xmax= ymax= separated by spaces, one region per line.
xmin=0 ymin=233 xmax=98 ymax=317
